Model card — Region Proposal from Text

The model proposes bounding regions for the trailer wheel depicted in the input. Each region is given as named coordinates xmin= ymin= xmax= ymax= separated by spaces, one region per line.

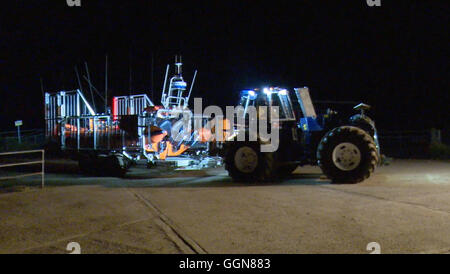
xmin=317 ymin=126 xmax=378 ymax=184
xmin=225 ymin=142 xmax=276 ymax=182
xmin=78 ymin=154 xmax=128 ymax=177
xmin=104 ymin=154 xmax=128 ymax=177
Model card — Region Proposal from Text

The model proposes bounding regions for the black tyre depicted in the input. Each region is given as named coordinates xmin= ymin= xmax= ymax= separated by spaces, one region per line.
xmin=317 ymin=126 xmax=378 ymax=184
xmin=103 ymin=154 xmax=128 ymax=177
xmin=225 ymin=142 xmax=276 ymax=182
xmin=78 ymin=154 xmax=128 ymax=177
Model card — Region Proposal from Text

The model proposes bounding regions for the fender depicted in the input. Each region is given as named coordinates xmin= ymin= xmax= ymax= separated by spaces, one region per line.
xmin=349 ymin=114 xmax=381 ymax=158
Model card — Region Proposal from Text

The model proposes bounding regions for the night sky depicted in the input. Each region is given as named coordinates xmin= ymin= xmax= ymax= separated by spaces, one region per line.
xmin=1 ymin=0 xmax=448 ymax=132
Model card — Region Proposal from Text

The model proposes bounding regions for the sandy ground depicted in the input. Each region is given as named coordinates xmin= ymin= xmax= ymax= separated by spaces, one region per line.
xmin=0 ymin=159 xmax=449 ymax=254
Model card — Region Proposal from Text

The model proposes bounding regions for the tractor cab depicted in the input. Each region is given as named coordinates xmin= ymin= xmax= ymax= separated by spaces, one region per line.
xmin=236 ymin=87 xmax=321 ymax=163
xmin=239 ymin=87 xmax=296 ymax=122
xmin=238 ymin=86 xmax=326 ymax=131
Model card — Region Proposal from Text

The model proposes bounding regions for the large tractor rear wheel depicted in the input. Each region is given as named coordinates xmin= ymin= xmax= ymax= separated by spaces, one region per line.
xmin=225 ymin=142 xmax=276 ymax=182
xmin=317 ymin=126 xmax=378 ymax=184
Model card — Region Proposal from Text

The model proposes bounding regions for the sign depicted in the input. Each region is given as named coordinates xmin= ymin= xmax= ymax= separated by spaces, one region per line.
xmin=15 ymin=120 xmax=23 ymax=127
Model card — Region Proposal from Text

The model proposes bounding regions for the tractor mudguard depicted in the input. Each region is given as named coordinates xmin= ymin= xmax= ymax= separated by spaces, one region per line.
xmin=349 ymin=114 xmax=376 ymax=137
xmin=348 ymin=114 xmax=381 ymax=159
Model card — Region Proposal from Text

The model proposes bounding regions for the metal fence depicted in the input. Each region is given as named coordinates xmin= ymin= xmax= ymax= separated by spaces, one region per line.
xmin=0 ymin=150 xmax=45 ymax=188
xmin=0 ymin=129 xmax=45 ymax=152
xmin=377 ymin=129 xmax=446 ymax=158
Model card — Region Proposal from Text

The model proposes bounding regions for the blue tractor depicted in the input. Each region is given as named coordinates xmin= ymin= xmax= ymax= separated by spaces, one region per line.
xmin=223 ymin=87 xmax=381 ymax=183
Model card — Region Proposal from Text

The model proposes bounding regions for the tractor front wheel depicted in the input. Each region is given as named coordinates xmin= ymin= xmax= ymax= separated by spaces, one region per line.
xmin=317 ymin=126 xmax=378 ymax=184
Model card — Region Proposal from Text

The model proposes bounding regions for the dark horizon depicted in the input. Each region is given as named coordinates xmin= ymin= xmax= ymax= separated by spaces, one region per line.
xmin=1 ymin=0 xmax=448 ymax=132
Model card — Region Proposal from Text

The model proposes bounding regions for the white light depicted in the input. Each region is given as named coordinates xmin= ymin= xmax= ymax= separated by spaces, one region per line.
xmin=263 ymin=88 xmax=270 ymax=94
xmin=248 ymin=90 xmax=255 ymax=97
xmin=279 ymin=89 xmax=288 ymax=95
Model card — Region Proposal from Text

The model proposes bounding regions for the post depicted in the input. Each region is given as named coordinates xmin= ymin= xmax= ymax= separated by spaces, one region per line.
xmin=17 ymin=126 xmax=21 ymax=144
xmin=105 ymin=55 xmax=108 ymax=113
xmin=41 ymin=150 xmax=45 ymax=188
xmin=15 ymin=120 xmax=23 ymax=144
xmin=77 ymin=93 xmax=80 ymax=149
xmin=75 ymin=66 xmax=83 ymax=93
xmin=93 ymin=117 xmax=97 ymax=150
xmin=40 ymin=77 xmax=45 ymax=98
xmin=151 ymin=52 xmax=154 ymax=102
xmin=431 ymin=128 xmax=441 ymax=144
xmin=162 ymin=64 xmax=170 ymax=105
xmin=185 ymin=70 xmax=197 ymax=108
xmin=129 ymin=47 xmax=133 ymax=95
xmin=84 ymin=62 xmax=96 ymax=112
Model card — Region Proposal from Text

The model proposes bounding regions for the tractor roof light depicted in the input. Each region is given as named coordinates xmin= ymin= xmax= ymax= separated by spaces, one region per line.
xmin=242 ymin=89 xmax=257 ymax=99
xmin=264 ymin=87 xmax=288 ymax=95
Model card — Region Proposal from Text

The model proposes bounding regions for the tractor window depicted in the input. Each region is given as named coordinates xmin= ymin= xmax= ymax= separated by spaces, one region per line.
xmin=279 ymin=93 xmax=295 ymax=120
xmin=237 ymin=95 xmax=257 ymax=122
xmin=270 ymin=94 xmax=285 ymax=119
xmin=238 ymin=96 xmax=248 ymax=108
xmin=271 ymin=93 xmax=295 ymax=120
xmin=238 ymin=95 xmax=256 ymax=109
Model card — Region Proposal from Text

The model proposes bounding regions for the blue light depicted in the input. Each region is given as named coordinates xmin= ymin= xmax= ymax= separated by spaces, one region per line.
xmin=241 ymin=89 xmax=257 ymax=99
xmin=173 ymin=81 xmax=187 ymax=89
